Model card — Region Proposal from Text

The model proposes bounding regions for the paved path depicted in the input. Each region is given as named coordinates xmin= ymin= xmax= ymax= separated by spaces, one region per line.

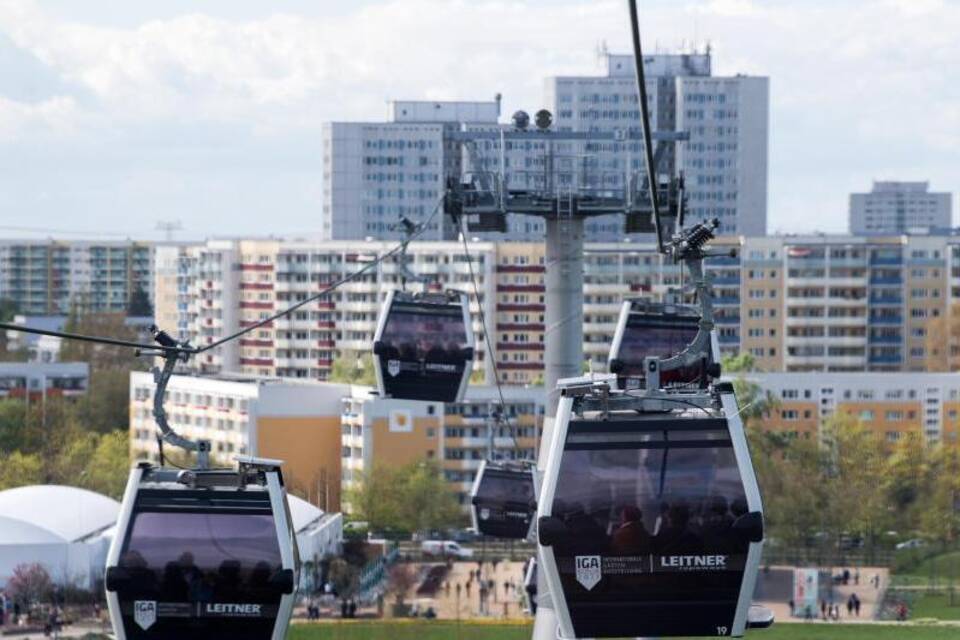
xmin=756 ymin=565 xmax=890 ymax=623
xmin=396 ymin=561 xmax=528 ymax=620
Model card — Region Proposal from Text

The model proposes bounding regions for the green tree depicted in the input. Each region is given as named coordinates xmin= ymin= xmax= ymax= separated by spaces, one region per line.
xmin=884 ymin=433 xmax=931 ymax=532
xmin=0 ymin=452 xmax=44 ymax=490
xmin=732 ymin=377 xmax=779 ymax=430
xmin=82 ymin=430 xmax=131 ymax=499
xmin=400 ymin=460 xmax=463 ymax=533
xmin=752 ymin=433 xmax=828 ymax=550
xmin=821 ymin=413 xmax=890 ymax=548
xmin=721 ymin=352 xmax=756 ymax=374
xmin=919 ymin=442 xmax=960 ymax=545
xmin=0 ymin=298 xmax=19 ymax=322
xmin=347 ymin=460 xmax=462 ymax=533
xmin=329 ymin=352 xmax=377 ymax=385
xmin=127 ymin=283 xmax=153 ymax=317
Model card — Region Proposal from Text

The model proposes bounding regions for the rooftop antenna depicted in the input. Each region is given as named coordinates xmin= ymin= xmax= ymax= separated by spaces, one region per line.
xmin=155 ymin=220 xmax=182 ymax=242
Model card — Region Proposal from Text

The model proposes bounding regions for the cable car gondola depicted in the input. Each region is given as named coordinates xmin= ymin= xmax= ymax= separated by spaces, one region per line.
xmin=470 ymin=459 xmax=537 ymax=539
xmin=536 ymin=382 xmax=766 ymax=638
xmin=105 ymin=458 xmax=299 ymax=640
xmin=373 ymin=289 xmax=475 ymax=402
xmin=608 ymin=300 xmax=719 ymax=388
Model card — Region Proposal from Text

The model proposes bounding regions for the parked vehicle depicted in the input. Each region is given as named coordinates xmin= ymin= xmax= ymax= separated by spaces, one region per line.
xmin=420 ymin=540 xmax=474 ymax=559
xmin=896 ymin=538 xmax=927 ymax=551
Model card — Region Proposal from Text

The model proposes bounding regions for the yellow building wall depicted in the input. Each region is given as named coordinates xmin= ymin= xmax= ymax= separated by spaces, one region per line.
xmin=835 ymin=402 xmax=923 ymax=441
xmin=368 ymin=416 xmax=442 ymax=467
xmin=760 ymin=401 xmax=818 ymax=438
xmin=257 ymin=415 xmax=343 ymax=512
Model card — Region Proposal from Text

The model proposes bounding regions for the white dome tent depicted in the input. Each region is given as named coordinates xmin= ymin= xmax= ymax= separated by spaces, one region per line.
xmin=0 ymin=485 xmax=120 ymax=589
xmin=0 ymin=485 xmax=341 ymax=592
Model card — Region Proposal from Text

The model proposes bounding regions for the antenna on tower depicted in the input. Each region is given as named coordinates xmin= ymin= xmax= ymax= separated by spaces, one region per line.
xmin=155 ymin=220 xmax=183 ymax=242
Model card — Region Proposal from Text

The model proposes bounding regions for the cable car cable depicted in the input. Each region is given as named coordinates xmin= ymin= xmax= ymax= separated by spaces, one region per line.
xmin=0 ymin=195 xmax=445 ymax=357
xmin=456 ymin=222 xmax=523 ymax=455
xmin=628 ymin=0 xmax=664 ymax=254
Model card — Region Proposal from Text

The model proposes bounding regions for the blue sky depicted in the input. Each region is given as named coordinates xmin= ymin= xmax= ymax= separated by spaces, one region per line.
xmin=0 ymin=0 xmax=956 ymax=240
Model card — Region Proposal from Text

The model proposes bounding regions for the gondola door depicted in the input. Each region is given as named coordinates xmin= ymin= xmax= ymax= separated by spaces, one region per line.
xmin=105 ymin=466 xmax=298 ymax=640
xmin=537 ymin=396 xmax=764 ymax=638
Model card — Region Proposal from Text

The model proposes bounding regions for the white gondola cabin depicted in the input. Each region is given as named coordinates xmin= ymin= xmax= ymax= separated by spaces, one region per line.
xmin=470 ymin=459 xmax=537 ymax=540
xmin=536 ymin=381 xmax=768 ymax=638
xmin=372 ymin=290 xmax=475 ymax=402
xmin=105 ymin=458 xmax=299 ymax=640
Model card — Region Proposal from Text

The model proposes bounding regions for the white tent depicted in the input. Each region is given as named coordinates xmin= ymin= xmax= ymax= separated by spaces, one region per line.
xmin=0 ymin=486 xmax=342 ymax=590
xmin=0 ymin=486 xmax=119 ymax=589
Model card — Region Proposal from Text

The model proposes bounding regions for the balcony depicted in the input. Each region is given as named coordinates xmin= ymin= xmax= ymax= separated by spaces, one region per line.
xmin=711 ymin=276 xmax=741 ymax=286
xmin=869 ymin=256 xmax=903 ymax=266
xmin=869 ymin=354 xmax=901 ymax=365
xmin=869 ymin=295 xmax=903 ymax=305
xmin=869 ymin=277 xmax=903 ymax=285
xmin=869 ymin=335 xmax=901 ymax=344
xmin=714 ymin=316 xmax=741 ymax=325
xmin=713 ymin=296 xmax=740 ymax=305
xmin=870 ymin=316 xmax=903 ymax=325
xmin=717 ymin=334 xmax=739 ymax=344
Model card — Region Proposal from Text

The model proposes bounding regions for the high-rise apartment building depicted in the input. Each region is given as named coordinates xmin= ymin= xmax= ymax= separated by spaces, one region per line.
xmin=157 ymin=232 xmax=960 ymax=384
xmin=545 ymin=52 xmax=769 ymax=238
xmin=321 ymin=52 xmax=768 ymax=242
xmin=0 ymin=241 xmax=153 ymax=315
xmin=850 ymin=181 xmax=953 ymax=235
xmin=321 ymin=99 xmax=501 ymax=241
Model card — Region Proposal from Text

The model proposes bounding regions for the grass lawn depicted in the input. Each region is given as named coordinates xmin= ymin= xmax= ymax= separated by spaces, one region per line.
xmin=910 ymin=593 xmax=960 ymax=621
xmin=899 ymin=550 xmax=960 ymax=579
xmin=289 ymin=621 xmax=960 ymax=640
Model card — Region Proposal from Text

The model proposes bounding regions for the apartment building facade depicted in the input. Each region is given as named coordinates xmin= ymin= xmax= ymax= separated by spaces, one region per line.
xmin=157 ymin=233 xmax=960 ymax=385
xmin=340 ymin=384 xmax=543 ymax=511
xmin=545 ymin=52 xmax=769 ymax=238
xmin=749 ymin=372 xmax=960 ymax=445
xmin=0 ymin=362 xmax=89 ymax=401
xmin=157 ymin=239 xmax=499 ymax=382
xmin=0 ymin=241 xmax=153 ymax=315
xmin=850 ymin=181 xmax=953 ymax=235
xmin=129 ymin=372 xmax=351 ymax=511
xmin=321 ymin=100 xmax=501 ymax=241
xmin=322 ymin=52 xmax=768 ymax=242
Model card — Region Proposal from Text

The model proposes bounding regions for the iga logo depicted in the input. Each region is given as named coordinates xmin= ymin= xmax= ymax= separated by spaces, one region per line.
xmin=574 ymin=555 xmax=602 ymax=590
xmin=387 ymin=359 xmax=401 ymax=377
xmin=134 ymin=600 xmax=156 ymax=630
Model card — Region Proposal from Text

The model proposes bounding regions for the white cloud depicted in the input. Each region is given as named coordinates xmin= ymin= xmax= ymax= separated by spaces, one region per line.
xmin=0 ymin=0 xmax=956 ymax=236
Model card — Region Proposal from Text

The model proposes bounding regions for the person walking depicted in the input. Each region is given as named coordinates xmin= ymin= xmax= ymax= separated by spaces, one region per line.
xmin=846 ymin=595 xmax=854 ymax=616
xmin=853 ymin=594 xmax=861 ymax=617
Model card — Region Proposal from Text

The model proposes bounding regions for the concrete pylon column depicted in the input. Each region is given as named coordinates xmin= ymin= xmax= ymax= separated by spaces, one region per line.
xmin=543 ymin=214 xmax=584 ymax=416
xmin=533 ymin=213 xmax=584 ymax=640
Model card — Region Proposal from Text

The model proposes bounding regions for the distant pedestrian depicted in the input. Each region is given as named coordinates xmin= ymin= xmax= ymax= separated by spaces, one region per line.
xmin=846 ymin=595 xmax=854 ymax=616
xmin=788 ymin=599 xmax=795 ymax=617
xmin=820 ymin=600 xmax=827 ymax=620
xmin=853 ymin=594 xmax=861 ymax=617
xmin=854 ymin=569 xmax=860 ymax=585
